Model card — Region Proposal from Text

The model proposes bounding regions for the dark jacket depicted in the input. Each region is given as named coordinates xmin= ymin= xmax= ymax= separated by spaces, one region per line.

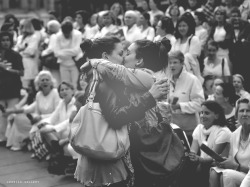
xmin=83 ymin=73 xmax=156 ymax=130
xmin=0 ymin=49 xmax=23 ymax=99
xmin=209 ymin=22 xmax=234 ymax=50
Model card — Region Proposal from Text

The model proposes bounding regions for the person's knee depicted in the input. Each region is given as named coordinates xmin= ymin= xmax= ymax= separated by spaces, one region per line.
xmin=209 ymin=169 xmax=218 ymax=181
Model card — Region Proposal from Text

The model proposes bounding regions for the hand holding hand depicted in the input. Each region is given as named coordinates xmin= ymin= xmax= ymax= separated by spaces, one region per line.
xmin=171 ymin=103 xmax=181 ymax=111
xmin=149 ymin=78 xmax=169 ymax=100
xmin=80 ymin=60 xmax=91 ymax=71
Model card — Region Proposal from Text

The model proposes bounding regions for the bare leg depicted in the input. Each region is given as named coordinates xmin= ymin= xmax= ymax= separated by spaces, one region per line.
xmin=209 ymin=169 xmax=221 ymax=187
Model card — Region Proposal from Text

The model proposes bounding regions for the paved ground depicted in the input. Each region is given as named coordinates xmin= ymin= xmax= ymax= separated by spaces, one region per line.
xmin=0 ymin=145 xmax=83 ymax=187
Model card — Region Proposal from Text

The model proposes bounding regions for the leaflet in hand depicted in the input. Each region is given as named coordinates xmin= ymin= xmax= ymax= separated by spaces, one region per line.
xmin=200 ymin=143 xmax=226 ymax=162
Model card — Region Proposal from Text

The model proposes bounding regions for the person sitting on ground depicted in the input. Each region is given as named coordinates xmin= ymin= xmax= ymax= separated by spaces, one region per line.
xmin=189 ymin=100 xmax=231 ymax=187
xmin=214 ymin=82 xmax=240 ymax=131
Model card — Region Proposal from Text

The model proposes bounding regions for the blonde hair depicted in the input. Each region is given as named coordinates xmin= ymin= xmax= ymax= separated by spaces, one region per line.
xmin=34 ymin=70 xmax=57 ymax=91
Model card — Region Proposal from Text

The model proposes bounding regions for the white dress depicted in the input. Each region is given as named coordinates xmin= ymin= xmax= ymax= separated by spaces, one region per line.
xmin=202 ymin=57 xmax=231 ymax=77
xmin=192 ymin=124 xmax=231 ymax=159
xmin=14 ymin=33 xmax=40 ymax=83
xmin=212 ymin=126 xmax=250 ymax=187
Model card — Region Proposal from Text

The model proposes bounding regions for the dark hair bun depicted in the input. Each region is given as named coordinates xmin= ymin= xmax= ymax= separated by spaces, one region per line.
xmin=161 ymin=37 xmax=172 ymax=53
xmin=80 ymin=39 xmax=93 ymax=57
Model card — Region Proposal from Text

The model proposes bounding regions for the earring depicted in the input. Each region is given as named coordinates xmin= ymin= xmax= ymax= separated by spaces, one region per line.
xmin=135 ymin=61 xmax=140 ymax=67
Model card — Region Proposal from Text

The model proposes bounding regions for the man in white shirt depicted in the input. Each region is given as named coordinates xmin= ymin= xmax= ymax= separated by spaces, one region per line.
xmin=53 ymin=21 xmax=83 ymax=89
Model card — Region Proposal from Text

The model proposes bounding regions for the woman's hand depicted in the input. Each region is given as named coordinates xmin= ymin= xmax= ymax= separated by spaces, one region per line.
xmin=59 ymin=138 xmax=69 ymax=146
xmin=171 ymin=103 xmax=181 ymax=111
xmin=40 ymin=124 xmax=55 ymax=133
xmin=31 ymin=115 xmax=42 ymax=124
xmin=189 ymin=151 xmax=200 ymax=162
xmin=80 ymin=59 xmax=106 ymax=71
xmin=149 ymin=78 xmax=169 ymax=100
xmin=0 ymin=61 xmax=11 ymax=71
xmin=80 ymin=60 xmax=91 ymax=71
xmin=217 ymin=157 xmax=238 ymax=170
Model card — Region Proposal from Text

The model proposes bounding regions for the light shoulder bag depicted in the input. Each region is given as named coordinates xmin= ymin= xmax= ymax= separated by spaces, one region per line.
xmin=70 ymin=69 xmax=130 ymax=160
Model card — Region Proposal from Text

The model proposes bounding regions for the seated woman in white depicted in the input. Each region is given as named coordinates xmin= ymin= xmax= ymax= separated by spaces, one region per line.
xmin=40 ymin=82 xmax=76 ymax=156
xmin=189 ymin=100 xmax=231 ymax=187
xmin=209 ymin=98 xmax=250 ymax=187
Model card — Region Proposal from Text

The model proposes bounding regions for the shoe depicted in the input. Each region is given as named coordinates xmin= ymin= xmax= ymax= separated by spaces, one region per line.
xmin=0 ymin=140 xmax=6 ymax=146
xmin=10 ymin=146 xmax=22 ymax=151
xmin=46 ymin=154 xmax=51 ymax=161
xmin=30 ymin=153 xmax=36 ymax=158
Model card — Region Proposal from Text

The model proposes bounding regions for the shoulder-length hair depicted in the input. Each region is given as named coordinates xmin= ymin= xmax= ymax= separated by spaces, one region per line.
xmin=0 ymin=31 xmax=14 ymax=49
xmin=175 ymin=12 xmax=196 ymax=39
xmin=201 ymin=100 xmax=228 ymax=127
xmin=134 ymin=37 xmax=172 ymax=72
xmin=58 ymin=81 xmax=75 ymax=98
xmin=160 ymin=16 xmax=175 ymax=35
xmin=81 ymin=36 xmax=121 ymax=59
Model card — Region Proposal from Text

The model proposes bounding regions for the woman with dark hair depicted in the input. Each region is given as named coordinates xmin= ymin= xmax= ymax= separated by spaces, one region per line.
xmin=125 ymin=0 xmax=138 ymax=11
xmin=75 ymin=37 xmax=170 ymax=186
xmin=83 ymin=38 xmax=184 ymax=187
xmin=189 ymin=100 xmax=231 ymax=187
xmin=154 ymin=16 xmax=176 ymax=46
xmin=169 ymin=4 xmax=181 ymax=28
xmin=165 ymin=0 xmax=185 ymax=17
xmin=138 ymin=0 xmax=150 ymax=13
xmin=0 ymin=31 xmax=24 ymax=144
xmin=110 ymin=2 xmax=124 ymax=26
xmin=202 ymin=40 xmax=231 ymax=78
xmin=172 ymin=12 xmax=203 ymax=81
xmin=173 ymin=12 xmax=201 ymax=58
xmin=0 ymin=22 xmax=18 ymax=45
xmin=73 ymin=10 xmax=89 ymax=34
xmin=208 ymin=6 xmax=234 ymax=73
xmin=148 ymin=0 xmax=164 ymax=25
xmin=186 ymin=0 xmax=202 ymax=13
xmin=3 ymin=13 xmax=19 ymax=37
xmin=138 ymin=12 xmax=155 ymax=41
xmin=203 ymin=74 xmax=215 ymax=100
xmin=214 ymin=82 xmax=240 ymax=131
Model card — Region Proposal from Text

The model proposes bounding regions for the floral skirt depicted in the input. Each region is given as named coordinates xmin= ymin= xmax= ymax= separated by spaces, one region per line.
xmin=74 ymin=154 xmax=129 ymax=187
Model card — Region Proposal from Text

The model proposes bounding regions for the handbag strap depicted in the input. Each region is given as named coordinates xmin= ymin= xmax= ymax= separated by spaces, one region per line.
xmin=221 ymin=58 xmax=225 ymax=77
xmin=87 ymin=69 xmax=99 ymax=109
